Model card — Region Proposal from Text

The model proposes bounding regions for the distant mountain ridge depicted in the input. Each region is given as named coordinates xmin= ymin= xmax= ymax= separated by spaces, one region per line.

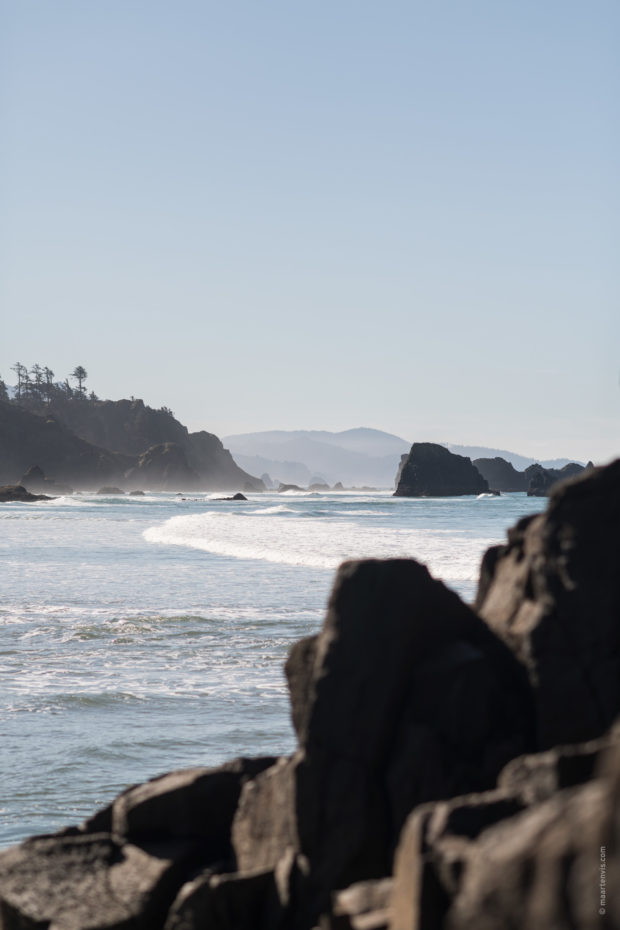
xmin=224 ymin=428 xmax=411 ymax=487
xmin=224 ymin=429 xmax=584 ymax=488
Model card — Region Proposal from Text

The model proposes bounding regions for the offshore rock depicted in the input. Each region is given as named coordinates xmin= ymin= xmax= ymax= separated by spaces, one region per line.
xmin=0 ymin=483 xmax=53 ymax=502
xmin=473 ymin=457 xmax=528 ymax=492
xmin=475 ymin=459 xmax=620 ymax=748
xmin=525 ymin=461 xmax=587 ymax=497
xmin=394 ymin=443 xmax=489 ymax=497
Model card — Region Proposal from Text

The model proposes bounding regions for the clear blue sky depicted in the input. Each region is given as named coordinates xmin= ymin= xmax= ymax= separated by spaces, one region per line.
xmin=2 ymin=1 xmax=618 ymax=463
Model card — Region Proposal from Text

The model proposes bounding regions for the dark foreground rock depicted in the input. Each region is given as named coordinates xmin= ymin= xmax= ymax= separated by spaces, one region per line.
xmin=1 ymin=460 xmax=619 ymax=929
xmin=394 ymin=443 xmax=489 ymax=497
xmin=475 ymin=458 xmax=620 ymax=748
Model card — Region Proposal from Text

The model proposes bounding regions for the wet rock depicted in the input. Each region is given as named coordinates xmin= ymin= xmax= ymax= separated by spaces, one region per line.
xmin=97 ymin=486 xmax=125 ymax=495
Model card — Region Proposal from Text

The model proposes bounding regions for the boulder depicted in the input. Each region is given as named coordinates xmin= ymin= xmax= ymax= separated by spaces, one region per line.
xmin=475 ymin=460 xmax=620 ymax=748
xmin=97 ymin=486 xmax=125 ymax=495
xmin=233 ymin=559 xmax=534 ymax=925
xmin=445 ymin=743 xmax=620 ymax=930
xmin=394 ymin=444 xmax=489 ymax=497
xmin=215 ymin=493 xmax=248 ymax=501
xmin=278 ymin=483 xmax=305 ymax=493
xmin=0 ymin=833 xmax=189 ymax=930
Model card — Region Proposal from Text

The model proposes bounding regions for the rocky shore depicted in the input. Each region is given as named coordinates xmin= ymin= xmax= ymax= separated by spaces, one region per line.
xmin=0 ymin=460 xmax=618 ymax=928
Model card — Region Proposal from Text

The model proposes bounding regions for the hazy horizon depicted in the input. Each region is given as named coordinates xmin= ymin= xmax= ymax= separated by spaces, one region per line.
xmin=2 ymin=1 xmax=618 ymax=464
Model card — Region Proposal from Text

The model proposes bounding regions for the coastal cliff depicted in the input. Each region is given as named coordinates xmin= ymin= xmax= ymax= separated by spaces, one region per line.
xmin=394 ymin=443 xmax=489 ymax=496
xmin=0 ymin=398 xmax=264 ymax=492
xmin=0 ymin=461 xmax=618 ymax=928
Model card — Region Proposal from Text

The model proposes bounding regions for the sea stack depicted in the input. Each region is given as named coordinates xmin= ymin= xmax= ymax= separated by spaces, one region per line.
xmin=394 ymin=442 xmax=489 ymax=497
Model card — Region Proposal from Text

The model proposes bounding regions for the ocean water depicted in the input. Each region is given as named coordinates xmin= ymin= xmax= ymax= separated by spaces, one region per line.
xmin=0 ymin=489 xmax=545 ymax=848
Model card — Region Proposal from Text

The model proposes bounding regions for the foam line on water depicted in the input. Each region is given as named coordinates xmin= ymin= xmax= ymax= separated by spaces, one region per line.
xmin=144 ymin=512 xmax=494 ymax=581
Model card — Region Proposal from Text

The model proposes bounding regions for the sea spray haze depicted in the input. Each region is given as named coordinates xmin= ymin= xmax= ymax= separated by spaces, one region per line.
xmin=0 ymin=488 xmax=545 ymax=848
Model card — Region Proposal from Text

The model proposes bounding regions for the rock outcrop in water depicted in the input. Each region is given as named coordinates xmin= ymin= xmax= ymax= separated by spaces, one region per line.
xmin=1 ymin=461 xmax=619 ymax=928
xmin=394 ymin=443 xmax=489 ymax=497
xmin=0 ymin=484 xmax=54 ymax=502
xmin=473 ymin=456 xmax=528 ymax=492
xmin=524 ymin=460 xmax=588 ymax=497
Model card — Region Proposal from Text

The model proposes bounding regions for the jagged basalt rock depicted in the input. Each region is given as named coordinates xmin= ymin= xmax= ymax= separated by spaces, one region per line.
xmin=475 ymin=459 xmax=620 ymax=748
xmin=234 ymin=558 xmax=534 ymax=925
xmin=394 ymin=443 xmax=489 ymax=497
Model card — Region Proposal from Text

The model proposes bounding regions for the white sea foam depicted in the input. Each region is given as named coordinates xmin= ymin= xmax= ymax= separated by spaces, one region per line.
xmin=144 ymin=512 xmax=495 ymax=582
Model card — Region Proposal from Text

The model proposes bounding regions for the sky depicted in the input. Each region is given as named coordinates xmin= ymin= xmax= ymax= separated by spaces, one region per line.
xmin=1 ymin=1 xmax=618 ymax=463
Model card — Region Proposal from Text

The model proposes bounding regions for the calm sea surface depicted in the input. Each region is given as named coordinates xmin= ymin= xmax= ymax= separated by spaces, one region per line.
xmin=0 ymin=489 xmax=544 ymax=848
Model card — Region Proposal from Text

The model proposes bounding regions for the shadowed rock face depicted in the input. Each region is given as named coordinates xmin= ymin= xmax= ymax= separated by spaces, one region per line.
xmin=0 ymin=460 xmax=619 ymax=929
xmin=0 ymin=484 xmax=53 ymax=502
xmin=0 ymin=398 xmax=265 ymax=492
xmin=525 ymin=461 xmax=588 ymax=497
xmin=0 ymin=400 xmax=131 ymax=488
xmin=124 ymin=442 xmax=201 ymax=491
xmin=394 ymin=443 xmax=489 ymax=497
xmin=475 ymin=459 xmax=620 ymax=749
xmin=473 ymin=457 xmax=528 ymax=492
